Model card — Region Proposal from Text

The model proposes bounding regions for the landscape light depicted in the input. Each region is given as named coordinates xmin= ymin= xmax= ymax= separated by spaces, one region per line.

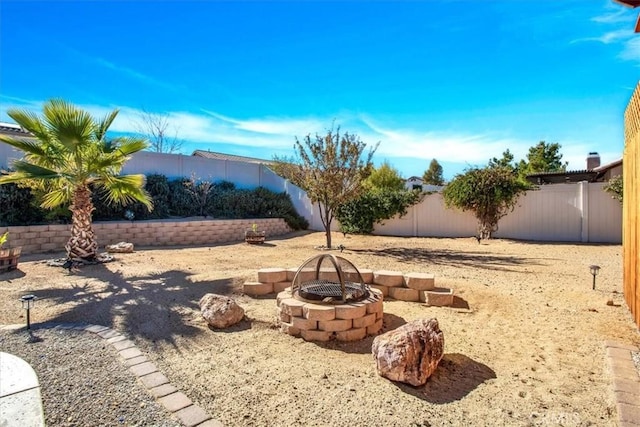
xmin=19 ymin=294 xmax=37 ymax=330
xmin=589 ymin=265 xmax=601 ymax=290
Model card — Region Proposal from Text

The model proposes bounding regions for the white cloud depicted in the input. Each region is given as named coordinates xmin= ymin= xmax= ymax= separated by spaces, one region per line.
xmin=591 ymin=9 xmax=635 ymax=24
xmin=572 ymin=29 xmax=632 ymax=44
xmin=0 ymin=97 xmax=617 ymax=175
xmin=619 ymin=37 xmax=640 ymax=62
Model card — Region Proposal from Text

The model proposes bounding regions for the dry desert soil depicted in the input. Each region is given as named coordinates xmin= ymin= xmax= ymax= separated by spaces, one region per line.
xmin=0 ymin=231 xmax=637 ymax=427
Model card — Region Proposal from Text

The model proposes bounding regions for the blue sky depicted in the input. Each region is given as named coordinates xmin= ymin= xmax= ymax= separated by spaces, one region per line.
xmin=1 ymin=0 xmax=638 ymax=180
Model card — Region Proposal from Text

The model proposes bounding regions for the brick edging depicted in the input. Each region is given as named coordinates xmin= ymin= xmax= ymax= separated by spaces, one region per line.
xmin=0 ymin=323 xmax=223 ymax=427
xmin=605 ymin=340 xmax=640 ymax=427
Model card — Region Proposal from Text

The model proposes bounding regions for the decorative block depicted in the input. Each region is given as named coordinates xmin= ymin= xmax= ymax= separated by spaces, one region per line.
xmin=257 ymin=268 xmax=287 ymax=283
xmin=373 ymin=270 xmax=404 ymax=287
xmin=335 ymin=304 xmax=367 ymax=320
xmin=280 ymin=321 xmax=301 ymax=337
xmin=303 ymin=304 xmax=336 ymax=321
xmin=389 ymin=287 xmax=420 ymax=302
xmin=243 ymin=281 xmax=273 ymax=295
xmin=422 ymin=287 xmax=454 ymax=306
xmin=404 ymin=273 xmax=435 ymax=291
xmin=352 ymin=313 xmax=376 ymax=329
xmin=273 ymin=281 xmax=292 ymax=293
xmin=336 ymin=327 xmax=367 ymax=342
xmin=279 ymin=298 xmax=306 ymax=317
xmin=318 ymin=318 xmax=353 ymax=332
xmin=367 ymin=318 xmax=383 ymax=335
xmin=291 ymin=316 xmax=318 ymax=331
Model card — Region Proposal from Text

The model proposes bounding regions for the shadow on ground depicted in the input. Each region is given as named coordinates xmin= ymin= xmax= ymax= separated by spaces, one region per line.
xmin=349 ymin=247 xmax=539 ymax=272
xmin=394 ymin=353 xmax=496 ymax=404
xmin=32 ymin=262 xmax=241 ymax=347
xmin=451 ymin=296 xmax=470 ymax=310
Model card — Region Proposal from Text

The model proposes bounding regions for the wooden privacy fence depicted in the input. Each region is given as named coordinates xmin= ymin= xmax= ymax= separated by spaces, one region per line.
xmin=624 ymin=82 xmax=640 ymax=328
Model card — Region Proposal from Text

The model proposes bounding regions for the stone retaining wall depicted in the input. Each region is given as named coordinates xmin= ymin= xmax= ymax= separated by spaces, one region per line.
xmin=0 ymin=218 xmax=291 ymax=255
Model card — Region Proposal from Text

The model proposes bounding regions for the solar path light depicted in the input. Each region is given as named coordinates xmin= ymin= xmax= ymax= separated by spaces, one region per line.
xmin=589 ymin=265 xmax=601 ymax=291
xmin=19 ymin=294 xmax=37 ymax=330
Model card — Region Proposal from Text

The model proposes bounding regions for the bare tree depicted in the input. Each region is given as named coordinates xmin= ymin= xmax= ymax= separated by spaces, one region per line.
xmin=134 ymin=108 xmax=183 ymax=154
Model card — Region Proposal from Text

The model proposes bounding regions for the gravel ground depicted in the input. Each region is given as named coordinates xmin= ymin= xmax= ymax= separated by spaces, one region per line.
xmin=0 ymin=326 xmax=178 ymax=427
xmin=0 ymin=232 xmax=637 ymax=426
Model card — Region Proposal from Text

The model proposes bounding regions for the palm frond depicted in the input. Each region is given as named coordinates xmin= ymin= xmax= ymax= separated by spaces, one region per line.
xmin=0 ymin=134 xmax=48 ymax=157
xmin=0 ymin=171 xmax=30 ymax=184
xmin=95 ymin=174 xmax=153 ymax=211
xmin=95 ymin=109 xmax=120 ymax=141
xmin=111 ymin=136 xmax=149 ymax=156
xmin=40 ymin=188 xmax=70 ymax=209
xmin=7 ymin=160 xmax=61 ymax=180
xmin=43 ymin=99 xmax=94 ymax=152
xmin=6 ymin=110 xmax=52 ymax=145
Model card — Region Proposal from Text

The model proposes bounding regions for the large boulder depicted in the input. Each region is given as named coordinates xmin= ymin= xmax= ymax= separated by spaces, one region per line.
xmin=371 ymin=318 xmax=444 ymax=386
xmin=199 ymin=293 xmax=245 ymax=328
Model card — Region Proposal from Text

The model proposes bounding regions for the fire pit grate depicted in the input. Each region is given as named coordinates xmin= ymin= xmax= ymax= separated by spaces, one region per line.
xmin=298 ymin=280 xmax=367 ymax=302
xmin=291 ymin=254 xmax=369 ymax=304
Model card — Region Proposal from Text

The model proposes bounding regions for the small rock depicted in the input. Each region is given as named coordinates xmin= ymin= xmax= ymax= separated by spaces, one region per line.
xmin=606 ymin=299 xmax=614 ymax=306
xmin=105 ymin=242 xmax=134 ymax=253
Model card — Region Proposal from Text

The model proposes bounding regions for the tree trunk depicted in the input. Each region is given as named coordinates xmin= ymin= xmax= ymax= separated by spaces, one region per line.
xmin=325 ymin=227 xmax=332 ymax=249
xmin=318 ymin=202 xmax=332 ymax=248
xmin=65 ymin=185 xmax=98 ymax=260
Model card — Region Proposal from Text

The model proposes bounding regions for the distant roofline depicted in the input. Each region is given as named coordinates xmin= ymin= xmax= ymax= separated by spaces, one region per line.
xmin=191 ymin=149 xmax=274 ymax=165
xmin=593 ymin=158 xmax=622 ymax=172
xmin=0 ymin=121 xmax=33 ymax=136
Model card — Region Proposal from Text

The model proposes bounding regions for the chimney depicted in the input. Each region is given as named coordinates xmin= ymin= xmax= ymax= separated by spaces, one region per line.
xmin=586 ymin=152 xmax=600 ymax=170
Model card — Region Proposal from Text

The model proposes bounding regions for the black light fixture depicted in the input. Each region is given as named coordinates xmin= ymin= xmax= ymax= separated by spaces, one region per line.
xmin=19 ymin=294 xmax=37 ymax=330
xmin=589 ymin=265 xmax=601 ymax=290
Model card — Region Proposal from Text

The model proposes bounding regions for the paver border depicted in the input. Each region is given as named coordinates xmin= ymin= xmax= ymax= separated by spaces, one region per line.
xmin=0 ymin=322 xmax=224 ymax=427
xmin=605 ymin=340 xmax=640 ymax=427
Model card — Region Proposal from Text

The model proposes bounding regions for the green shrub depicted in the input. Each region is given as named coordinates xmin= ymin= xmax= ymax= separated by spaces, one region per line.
xmin=4 ymin=173 xmax=308 ymax=230
xmin=168 ymin=178 xmax=196 ymax=217
xmin=336 ymin=189 xmax=422 ymax=234
xmin=0 ymin=182 xmax=46 ymax=225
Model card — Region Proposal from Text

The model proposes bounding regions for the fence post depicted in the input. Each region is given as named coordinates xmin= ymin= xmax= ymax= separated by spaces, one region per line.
xmin=579 ymin=181 xmax=589 ymax=243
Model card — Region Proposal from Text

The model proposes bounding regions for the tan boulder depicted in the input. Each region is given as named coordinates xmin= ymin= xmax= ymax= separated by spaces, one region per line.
xmin=371 ymin=318 xmax=444 ymax=386
xmin=199 ymin=293 xmax=245 ymax=328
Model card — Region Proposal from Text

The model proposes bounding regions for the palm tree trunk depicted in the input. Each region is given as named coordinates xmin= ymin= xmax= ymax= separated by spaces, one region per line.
xmin=65 ymin=185 xmax=98 ymax=260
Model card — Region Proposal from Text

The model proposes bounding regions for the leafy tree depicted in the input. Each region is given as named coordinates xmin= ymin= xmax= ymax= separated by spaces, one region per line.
xmin=423 ymin=159 xmax=444 ymax=186
xmin=273 ymin=126 xmax=377 ymax=248
xmin=364 ymin=161 xmax=405 ymax=192
xmin=489 ymin=149 xmax=516 ymax=171
xmin=518 ymin=141 xmax=567 ymax=179
xmin=270 ymin=154 xmax=306 ymax=189
xmin=134 ymin=108 xmax=183 ymax=153
xmin=443 ymin=166 xmax=529 ymax=240
xmin=604 ymin=175 xmax=623 ymax=204
xmin=0 ymin=99 xmax=152 ymax=260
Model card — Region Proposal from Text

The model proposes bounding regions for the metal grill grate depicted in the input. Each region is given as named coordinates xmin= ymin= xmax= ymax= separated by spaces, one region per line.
xmin=298 ymin=280 xmax=367 ymax=302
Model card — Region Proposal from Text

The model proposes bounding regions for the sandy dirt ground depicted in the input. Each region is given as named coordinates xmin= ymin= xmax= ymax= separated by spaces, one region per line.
xmin=0 ymin=231 xmax=637 ymax=427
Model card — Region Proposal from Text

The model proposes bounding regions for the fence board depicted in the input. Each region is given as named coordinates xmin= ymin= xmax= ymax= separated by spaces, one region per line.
xmin=623 ymin=82 xmax=640 ymax=327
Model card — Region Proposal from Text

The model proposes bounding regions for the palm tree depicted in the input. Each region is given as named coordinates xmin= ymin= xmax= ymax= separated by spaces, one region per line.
xmin=0 ymin=99 xmax=153 ymax=261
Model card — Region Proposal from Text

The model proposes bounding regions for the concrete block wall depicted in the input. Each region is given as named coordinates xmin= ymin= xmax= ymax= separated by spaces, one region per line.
xmin=0 ymin=218 xmax=291 ymax=255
